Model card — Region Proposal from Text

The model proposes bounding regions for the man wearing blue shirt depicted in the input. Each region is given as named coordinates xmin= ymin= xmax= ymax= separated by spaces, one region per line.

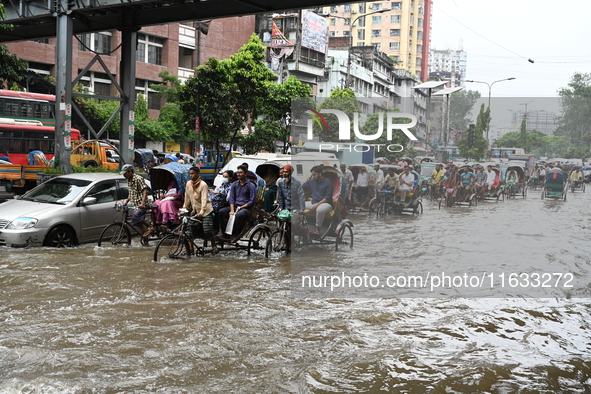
xmin=0 ymin=151 xmax=10 ymax=163
xmin=218 ymin=165 xmax=256 ymax=241
xmin=302 ymin=165 xmax=333 ymax=235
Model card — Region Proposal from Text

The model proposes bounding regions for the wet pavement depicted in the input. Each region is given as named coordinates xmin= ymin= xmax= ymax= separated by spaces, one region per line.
xmin=1 ymin=188 xmax=591 ymax=392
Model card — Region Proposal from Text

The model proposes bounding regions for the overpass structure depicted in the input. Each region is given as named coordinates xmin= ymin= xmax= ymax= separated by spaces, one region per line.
xmin=1 ymin=0 xmax=346 ymax=169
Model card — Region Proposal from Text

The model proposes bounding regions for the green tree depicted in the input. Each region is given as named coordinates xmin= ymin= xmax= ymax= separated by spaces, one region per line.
xmin=517 ymin=117 xmax=528 ymax=152
xmin=314 ymin=87 xmax=359 ymax=141
xmin=179 ymin=34 xmax=274 ymax=153
xmin=556 ymin=72 xmax=591 ymax=158
xmin=0 ymin=4 xmax=27 ymax=83
xmin=457 ymin=104 xmax=488 ymax=159
xmin=255 ymin=75 xmax=312 ymax=154
xmin=449 ymin=90 xmax=481 ymax=132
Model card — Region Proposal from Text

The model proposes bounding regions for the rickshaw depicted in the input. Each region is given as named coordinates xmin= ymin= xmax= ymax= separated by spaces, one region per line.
xmin=455 ymin=165 xmax=478 ymax=206
xmin=481 ymin=166 xmax=505 ymax=202
xmin=255 ymin=161 xmax=284 ymax=213
xmin=375 ymin=168 xmax=422 ymax=215
xmin=297 ymin=166 xmax=354 ymax=251
xmin=98 ymin=162 xmax=191 ymax=247
xmin=418 ymin=162 xmax=438 ymax=198
xmin=542 ymin=168 xmax=567 ymax=200
xmin=504 ymin=164 xmax=527 ymax=199
xmin=349 ymin=163 xmax=377 ymax=212
xmin=567 ymin=168 xmax=585 ymax=193
xmin=134 ymin=149 xmax=157 ymax=172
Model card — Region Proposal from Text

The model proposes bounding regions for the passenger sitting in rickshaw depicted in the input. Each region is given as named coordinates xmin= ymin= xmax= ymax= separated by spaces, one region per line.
xmin=459 ymin=167 xmax=476 ymax=196
xmin=218 ymin=165 xmax=257 ymax=242
xmin=210 ymin=170 xmax=233 ymax=234
xmin=506 ymin=169 xmax=519 ymax=185
xmin=474 ymin=165 xmax=487 ymax=196
xmin=302 ymin=165 xmax=333 ymax=236
xmin=485 ymin=165 xmax=497 ymax=191
xmin=151 ymin=179 xmax=184 ymax=227
xmin=383 ymin=167 xmax=399 ymax=192
xmin=397 ymin=166 xmax=415 ymax=204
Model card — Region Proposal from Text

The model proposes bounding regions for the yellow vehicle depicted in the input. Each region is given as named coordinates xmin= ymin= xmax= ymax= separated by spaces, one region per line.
xmin=70 ymin=140 xmax=120 ymax=170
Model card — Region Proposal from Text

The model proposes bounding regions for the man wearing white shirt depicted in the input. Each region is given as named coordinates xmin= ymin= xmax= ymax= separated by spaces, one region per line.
xmin=485 ymin=165 xmax=496 ymax=190
xmin=355 ymin=166 xmax=369 ymax=205
xmin=398 ymin=166 xmax=415 ymax=204
xmin=374 ymin=164 xmax=384 ymax=191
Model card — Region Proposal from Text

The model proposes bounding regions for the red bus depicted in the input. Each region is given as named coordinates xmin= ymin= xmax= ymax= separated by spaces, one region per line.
xmin=0 ymin=123 xmax=81 ymax=165
xmin=0 ymin=89 xmax=56 ymax=127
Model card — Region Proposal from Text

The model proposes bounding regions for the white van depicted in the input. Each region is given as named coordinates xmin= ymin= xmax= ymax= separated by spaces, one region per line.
xmin=213 ymin=152 xmax=340 ymax=186
xmin=212 ymin=153 xmax=291 ymax=187
xmin=289 ymin=152 xmax=340 ymax=183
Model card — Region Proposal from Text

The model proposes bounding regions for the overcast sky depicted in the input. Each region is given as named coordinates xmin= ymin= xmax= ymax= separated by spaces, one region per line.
xmin=431 ymin=0 xmax=591 ymax=98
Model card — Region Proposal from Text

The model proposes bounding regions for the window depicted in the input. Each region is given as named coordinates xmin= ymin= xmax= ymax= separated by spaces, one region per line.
xmin=390 ymin=29 xmax=401 ymax=37
xmin=389 ymin=42 xmax=400 ymax=50
xmin=178 ymin=47 xmax=194 ymax=69
xmin=417 ymin=44 xmax=423 ymax=53
xmin=373 ymin=43 xmax=381 ymax=51
xmin=372 ymin=16 xmax=382 ymax=24
xmin=330 ymin=18 xmax=336 ymax=26
xmin=372 ymin=29 xmax=381 ymax=37
xmin=78 ymin=70 xmax=113 ymax=96
xmin=418 ymin=5 xmax=424 ymax=14
xmin=357 ymin=29 xmax=365 ymax=40
xmin=418 ymin=18 xmax=424 ymax=27
xmin=86 ymin=181 xmax=117 ymax=204
xmin=135 ymin=79 xmax=162 ymax=110
xmin=344 ymin=5 xmax=351 ymax=12
xmin=390 ymin=15 xmax=401 ymax=23
xmin=344 ymin=18 xmax=351 ymax=25
xmin=391 ymin=2 xmax=402 ymax=9
xmin=359 ymin=4 xmax=366 ymax=13
xmin=373 ymin=3 xmax=382 ymax=10
xmin=31 ymin=38 xmax=49 ymax=44
xmin=358 ymin=16 xmax=366 ymax=27
xmin=343 ymin=30 xmax=351 ymax=37
xmin=77 ymin=32 xmax=112 ymax=54
xmin=137 ymin=34 xmax=164 ymax=65
xmin=330 ymin=6 xmax=337 ymax=12
xmin=329 ymin=31 xmax=336 ymax=37
xmin=417 ymin=31 xmax=423 ymax=40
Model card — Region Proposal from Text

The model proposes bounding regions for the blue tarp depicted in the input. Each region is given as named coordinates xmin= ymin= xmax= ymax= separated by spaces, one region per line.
xmin=150 ymin=162 xmax=192 ymax=194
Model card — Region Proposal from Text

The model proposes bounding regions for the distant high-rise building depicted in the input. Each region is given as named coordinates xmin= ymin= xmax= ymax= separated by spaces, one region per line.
xmin=322 ymin=1 xmax=432 ymax=81
xmin=429 ymin=48 xmax=467 ymax=88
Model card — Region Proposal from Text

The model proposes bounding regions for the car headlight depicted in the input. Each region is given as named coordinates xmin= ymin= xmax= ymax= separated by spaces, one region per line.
xmin=6 ymin=218 xmax=39 ymax=229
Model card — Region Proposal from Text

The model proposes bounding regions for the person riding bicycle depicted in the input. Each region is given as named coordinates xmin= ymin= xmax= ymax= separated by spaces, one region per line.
xmin=302 ymin=165 xmax=333 ymax=236
xmin=183 ymin=166 xmax=219 ymax=255
xmin=277 ymin=164 xmax=305 ymax=213
xmin=120 ymin=164 xmax=151 ymax=237
xmin=569 ymin=167 xmax=582 ymax=187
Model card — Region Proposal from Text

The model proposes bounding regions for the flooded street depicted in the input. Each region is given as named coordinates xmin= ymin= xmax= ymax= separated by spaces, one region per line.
xmin=2 ymin=190 xmax=591 ymax=392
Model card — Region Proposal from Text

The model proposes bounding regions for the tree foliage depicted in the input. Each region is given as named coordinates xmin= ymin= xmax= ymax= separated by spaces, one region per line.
xmin=179 ymin=34 xmax=274 ymax=152
xmin=314 ymin=87 xmax=359 ymax=141
xmin=555 ymin=72 xmax=591 ymax=158
xmin=0 ymin=4 xmax=27 ymax=83
xmin=449 ymin=90 xmax=481 ymax=132
xmin=457 ymin=104 xmax=488 ymax=159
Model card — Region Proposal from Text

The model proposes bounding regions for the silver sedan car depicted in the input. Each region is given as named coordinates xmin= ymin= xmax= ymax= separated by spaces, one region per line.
xmin=0 ymin=173 xmax=130 ymax=247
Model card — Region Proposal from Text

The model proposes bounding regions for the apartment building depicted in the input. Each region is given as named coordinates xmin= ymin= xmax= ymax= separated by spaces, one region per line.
xmin=429 ymin=48 xmax=467 ymax=88
xmin=322 ymin=1 xmax=432 ymax=81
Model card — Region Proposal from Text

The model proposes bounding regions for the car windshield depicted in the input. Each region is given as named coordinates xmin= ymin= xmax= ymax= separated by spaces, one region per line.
xmin=21 ymin=178 xmax=91 ymax=204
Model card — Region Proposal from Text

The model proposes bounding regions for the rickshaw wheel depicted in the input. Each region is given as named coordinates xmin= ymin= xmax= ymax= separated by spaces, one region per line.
xmin=412 ymin=201 xmax=423 ymax=215
xmin=98 ymin=222 xmax=131 ymax=247
xmin=154 ymin=234 xmax=190 ymax=262
xmin=266 ymin=229 xmax=290 ymax=258
xmin=438 ymin=196 xmax=446 ymax=209
xmin=563 ymin=192 xmax=567 ymax=201
xmin=335 ymin=224 xmax=353 ymax=251
xmin=248 ymin=226 xmax=271 ymax=256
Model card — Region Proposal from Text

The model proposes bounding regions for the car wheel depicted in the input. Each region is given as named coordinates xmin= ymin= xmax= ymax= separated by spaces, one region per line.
xmin=44 ymin=226 xmax=75 ymax=248
xmin=82 ymin=159 xmax=99 ymax=167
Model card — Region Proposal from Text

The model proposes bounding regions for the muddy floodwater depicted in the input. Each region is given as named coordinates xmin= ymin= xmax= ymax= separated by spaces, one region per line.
xmin=1 ymin=189 xmax=591 ymax=392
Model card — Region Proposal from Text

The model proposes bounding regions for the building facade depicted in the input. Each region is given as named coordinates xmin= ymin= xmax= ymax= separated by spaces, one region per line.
xmin=321 ymin=0 xmax=432 ymax=82
xmin=428 ymin=48 xmax=467 ymax=88
xmin=5 ymin=17 xmax=256 ymax=120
